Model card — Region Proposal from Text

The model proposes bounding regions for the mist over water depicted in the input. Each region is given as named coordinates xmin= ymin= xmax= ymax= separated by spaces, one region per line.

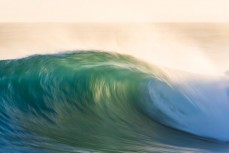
xmin=1 ymin=23 xmax=229 ymax=152
xmin=1 ymin=23 xmax=229 ymax=74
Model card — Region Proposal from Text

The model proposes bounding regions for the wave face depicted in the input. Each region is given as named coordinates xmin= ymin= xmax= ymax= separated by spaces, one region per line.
xmin=1 ymin=51 xmax=229 ymax=153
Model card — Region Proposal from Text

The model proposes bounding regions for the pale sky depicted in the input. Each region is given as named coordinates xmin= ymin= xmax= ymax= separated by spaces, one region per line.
xmin=0 ymin=0 xmax=229 ymax=22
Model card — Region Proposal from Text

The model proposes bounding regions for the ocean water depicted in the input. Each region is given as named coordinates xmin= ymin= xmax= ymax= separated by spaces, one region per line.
xmin=1 ymin=23 xmax=229 ymax=152
xmin=0 ymin=51 xmax=229 ymax=153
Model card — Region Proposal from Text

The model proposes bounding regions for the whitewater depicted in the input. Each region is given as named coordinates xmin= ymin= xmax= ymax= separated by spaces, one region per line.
xmin=1 ymin=23 xmax=229 ymax=152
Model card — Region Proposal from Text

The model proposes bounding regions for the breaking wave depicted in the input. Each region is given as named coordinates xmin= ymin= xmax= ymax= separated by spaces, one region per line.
xmin=1 ymin=51 xmax=229 ymax=152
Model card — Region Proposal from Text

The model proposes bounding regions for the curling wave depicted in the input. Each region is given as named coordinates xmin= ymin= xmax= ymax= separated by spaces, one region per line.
xmin=1 ymin=51 xmax=229 ymax=152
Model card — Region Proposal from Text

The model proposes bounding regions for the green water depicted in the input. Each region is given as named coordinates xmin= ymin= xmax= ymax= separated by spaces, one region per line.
xmin=0 ymin=51 xmax=228 ymax=153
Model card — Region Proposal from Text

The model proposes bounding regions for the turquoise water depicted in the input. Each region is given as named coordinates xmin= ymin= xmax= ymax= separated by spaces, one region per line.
xmin=0 ymin=51 xmax=229 ymax=153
